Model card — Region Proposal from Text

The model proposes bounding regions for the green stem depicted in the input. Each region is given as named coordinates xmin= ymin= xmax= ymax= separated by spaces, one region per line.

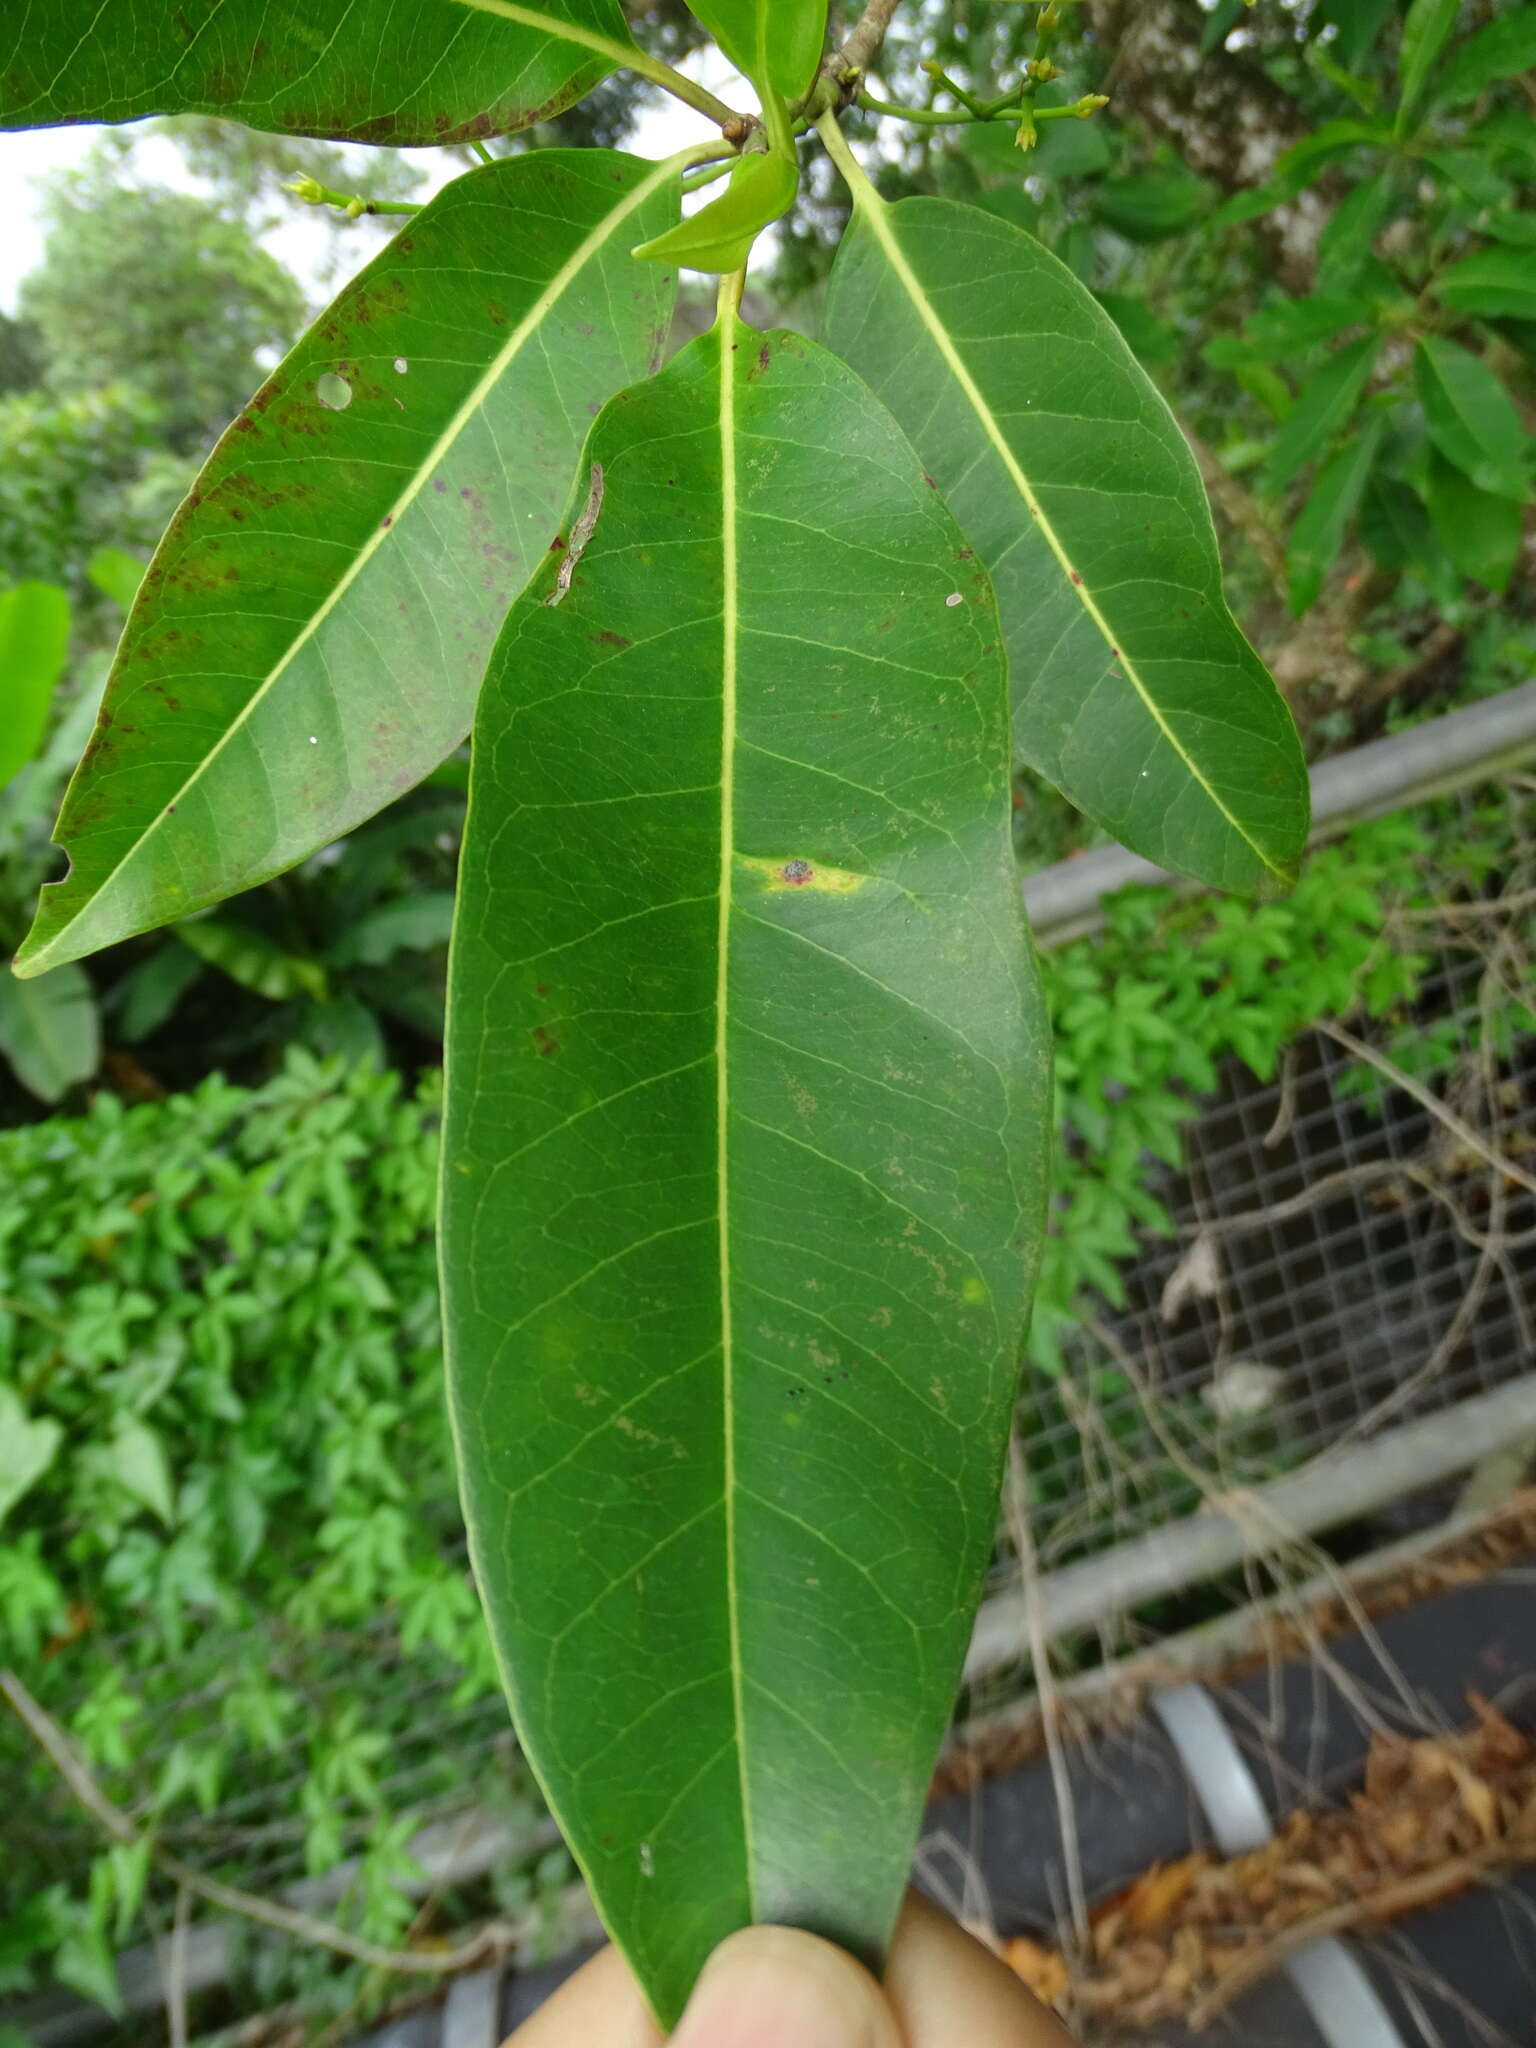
xmin=682 ymin=155 xmax=739 ymax=194
xmin=855 ymin=88 xmax=993 ymax=125
xmin=285 ymin=176 xmax=421 ymax=217
xmin=470 ymin=139 xmax=495 ymax=166
xmin=1037 ymin=96 xmax=1109 ymax=122
xmin=762 ymin=90 xmax=799 ymax=163
xmin=717 ymin=267 xmax=747 ymax=328
xmin=922 ymin=61 xmax=987 ymax=118
xmin=854 ymin=88 xmax=1086 ymax=129
xmin=446 ymin=0 xmax=741 ymax=129
xmin=817 ymin=108 xmax=878 ymax=204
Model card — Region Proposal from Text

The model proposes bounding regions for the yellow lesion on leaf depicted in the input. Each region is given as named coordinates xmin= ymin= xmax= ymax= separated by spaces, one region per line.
xmin=737 ymin=854 xmax=870 ymax=895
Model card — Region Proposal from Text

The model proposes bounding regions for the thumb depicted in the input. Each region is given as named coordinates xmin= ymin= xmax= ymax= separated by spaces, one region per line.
xmin=670 ymin=1926 xmax=903 ymax=2048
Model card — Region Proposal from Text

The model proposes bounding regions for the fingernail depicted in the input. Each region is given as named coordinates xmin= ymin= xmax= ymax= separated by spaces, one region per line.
xmin=671 ymin=1928 xmax=878 ymax=2048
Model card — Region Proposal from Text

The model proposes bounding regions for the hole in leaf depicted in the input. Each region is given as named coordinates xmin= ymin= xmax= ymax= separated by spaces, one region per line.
xmin=393 ymin=357 xmax=409 ymax=374
xmin=315 ymin=371 xmax=353 ymax=410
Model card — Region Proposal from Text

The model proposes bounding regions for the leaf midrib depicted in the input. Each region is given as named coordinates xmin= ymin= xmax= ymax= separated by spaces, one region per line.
xmin=19 ymin=150 xmax=693 ymax=979
xmin=714 ymin=316 xmax=756 ymax=1914
xmin=817 ymin=117 xmax=1287 ymax=886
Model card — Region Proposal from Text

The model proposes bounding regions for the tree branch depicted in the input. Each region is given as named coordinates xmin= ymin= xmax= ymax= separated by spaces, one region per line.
xmin=839 ymin=0 xmax=904 ymax=75
xmin=1315 ymin=1019 xmax=1536 ymax=1203
xmin=806 ymin=0 xmax=904 ymax=116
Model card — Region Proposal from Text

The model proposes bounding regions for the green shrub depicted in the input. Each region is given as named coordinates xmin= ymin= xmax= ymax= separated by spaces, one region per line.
xmin=0 ymin=1055 xmax=511 ymax=2013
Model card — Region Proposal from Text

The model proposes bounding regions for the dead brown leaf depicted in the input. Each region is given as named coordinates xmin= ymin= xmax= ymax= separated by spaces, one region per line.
xmin=1122 ymin=1856 xmax=1203 ymax=1930
xmin=1002 ymin=1703 xmax=1536 ymax=2031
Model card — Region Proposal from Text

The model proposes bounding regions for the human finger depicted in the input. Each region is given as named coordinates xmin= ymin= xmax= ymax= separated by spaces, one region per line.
xmin=884 ymin=1892 xmax=1078 ymax=2048
xmin=503 ymin=1941 xmax=662 ymax=2048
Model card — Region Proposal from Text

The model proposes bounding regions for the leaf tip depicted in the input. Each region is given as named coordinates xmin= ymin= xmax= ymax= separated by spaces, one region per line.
xmin=9 ymin=937 xmax=50 ymax=983
xmin=1251 ymin=850 xmax=1305 ymax=901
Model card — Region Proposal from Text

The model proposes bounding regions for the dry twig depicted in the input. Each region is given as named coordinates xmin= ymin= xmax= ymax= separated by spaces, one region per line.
xmin=1316 ymin=1018 xmax=1536 ymax=1201
xmin=1004 ymin=1439 xmax=1090 ymax=1955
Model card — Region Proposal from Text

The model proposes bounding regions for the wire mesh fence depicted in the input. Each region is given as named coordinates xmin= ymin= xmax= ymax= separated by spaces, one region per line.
xmin=1005 ymin=922 xmax=1535 ymax=1596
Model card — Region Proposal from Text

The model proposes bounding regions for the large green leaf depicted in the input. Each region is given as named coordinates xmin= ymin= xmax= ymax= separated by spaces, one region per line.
xmin=15 ymin=151 xmax=683 ymax=980
xmin=818 ymin=137 xmax=1308 ymax=897
xmin=441 ymin=319 xmax=1048 ymax=2024
xmin=0 ymin=0 xmax=633 ymax=143
xmin=0 ymin=581 xmax=70 ymax=789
